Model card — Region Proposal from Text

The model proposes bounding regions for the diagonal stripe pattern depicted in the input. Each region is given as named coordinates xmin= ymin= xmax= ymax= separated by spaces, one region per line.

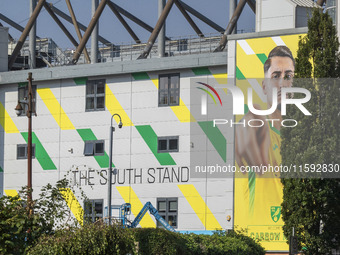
xmin=0 ymin=102 xmax=19 ymax=133
xmin=116 ymin=186 xmax=155 ymax=228
xmin=77 ymin=129 xmax=112 ymax=168
xmin=135 ymin=125 xmax=176 ymax=166
xmin=105 ymin=84 xmax=133 ymax=126
xmin=198 ymin=121 xmax=227 ymax=163
xmin=178 ymin=184 xmax=222 ymax=230
xmin=37 ymin=88 xmax=75 ymax=130
xmin=60 ymin=188 xmax=84 ymax=225
xmin=21 ymin=132 xmax=57 ymax=170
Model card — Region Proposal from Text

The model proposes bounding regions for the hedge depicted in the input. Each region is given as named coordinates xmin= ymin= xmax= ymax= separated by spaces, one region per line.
xmin=28 ymin=225 xmax=265 ymax=255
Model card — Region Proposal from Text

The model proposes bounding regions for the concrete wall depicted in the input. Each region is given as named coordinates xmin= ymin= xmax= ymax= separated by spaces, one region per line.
xmin=0 ymin=27 xmax=8 ymax=73
xmin=256 ymin=0 xmax=295 ymax=32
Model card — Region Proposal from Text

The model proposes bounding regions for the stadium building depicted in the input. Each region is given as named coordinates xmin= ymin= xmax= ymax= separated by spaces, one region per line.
xmin=0 ymin=0 xmax=333 ymax=253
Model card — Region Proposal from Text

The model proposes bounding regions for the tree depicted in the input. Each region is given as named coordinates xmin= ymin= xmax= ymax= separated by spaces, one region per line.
xmin=0 ymin=179 xmax=83 ymax=254
xmin=281 ymin=8 xmax=340 ymax=254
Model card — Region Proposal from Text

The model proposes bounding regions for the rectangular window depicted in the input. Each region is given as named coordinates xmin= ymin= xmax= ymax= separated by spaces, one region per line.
xmin=84 ymin=140 xmax=105 ymax=156
xmin=84 ymin=199 xmax=103 ymax=223
xmin=158 ymin=74 xmax=180 ymax=106
xmin=158 ymin=136 xmax=179 ymax=153
xmin=157 ymin=198 xmax=178 ymax=228
xmin=86 ymin=79 xmax=105 ymax=111
xmin=177 ymin=39 xmax=188 ymax=51
xmin=18 ymin=85 xmax=37 ymax=115
xmin=17 ymin=144 xmax=35 ymax=159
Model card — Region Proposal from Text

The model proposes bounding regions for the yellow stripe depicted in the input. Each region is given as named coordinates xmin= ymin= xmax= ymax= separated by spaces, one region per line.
xmin=37 ymin=88 xmax=75 ymax=130
xmin=60 ymin=188 xmax=84 ymax=225
xmin=0 ymin=102 xmax=19 ymax=133
xmin=151 ymin=78 xmax=159 ymax=89
xmin=171 ymin=99 xmax=196 ymax=122
xmin=105 ymin=84 xmax=133 ymax=126
xmin=237 ymin=41 xmax=264 ymax=78
xmin=116 ymin=186 xmax=155 ymax=228
xmin=151 ymin=78 xmax=196 ymax=122
xmin=178 ymin=184 xmax=222 ymax=230
xmin=4 ymin=189 xmax=19 ymax=197
xmin=247 ymin=37 xmax=277 ymax=57
xmin=212 ymin=73 xmax=228 ymax=84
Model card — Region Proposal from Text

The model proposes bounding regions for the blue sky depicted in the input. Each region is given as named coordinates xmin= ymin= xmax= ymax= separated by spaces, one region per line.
xmin=1 ymin=0 xmax=255 ymax=49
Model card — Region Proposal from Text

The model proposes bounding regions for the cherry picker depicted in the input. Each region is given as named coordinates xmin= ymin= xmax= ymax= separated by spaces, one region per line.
xmin=106 ymin=201 xmax=176 ymax=232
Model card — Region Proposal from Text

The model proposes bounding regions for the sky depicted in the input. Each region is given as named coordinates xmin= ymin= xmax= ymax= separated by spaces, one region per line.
xmin=1 ymin=0 xmax=255 ymax=49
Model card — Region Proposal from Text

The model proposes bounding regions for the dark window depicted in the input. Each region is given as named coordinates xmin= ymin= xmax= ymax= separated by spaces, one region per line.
xmin=157 ymin=198 xmax=178 ymax=228
xmin=158 ymin=136 xmax=179 ymax=153
xmin=177 ymin=39 xmax=188 ymax=51
xmin=84 ymin=199 xmax=103 ymax=223
xmin=158 ymin=74 xmax=180 ymax=106
xmin=86 ymin=79 xmax=105 ymax=111
xmin=17 ymin=144 xmax=35 ymax=159
xmin=18 ymin=85 xmax=36 ymax=115
xmin=84 ymin=140 xmax=105 ymax=156
xmin=110 ymin=46 xmax=120 ymax=58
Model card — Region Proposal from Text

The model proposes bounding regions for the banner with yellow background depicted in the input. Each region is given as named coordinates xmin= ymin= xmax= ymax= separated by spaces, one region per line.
xmin=234 ymin=34 xmax=305 ymax=251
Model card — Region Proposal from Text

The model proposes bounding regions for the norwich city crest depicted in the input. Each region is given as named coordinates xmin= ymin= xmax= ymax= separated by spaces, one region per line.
xmin=271 ymin=206 xmax=281 ymax=223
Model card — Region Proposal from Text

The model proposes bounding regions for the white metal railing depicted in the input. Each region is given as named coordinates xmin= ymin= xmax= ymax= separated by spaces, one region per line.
xmin=8 ymin=33 xmax=225 ymax=68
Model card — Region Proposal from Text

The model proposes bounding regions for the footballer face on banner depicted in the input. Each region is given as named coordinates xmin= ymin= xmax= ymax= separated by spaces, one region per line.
xmin=236 ymin=45 xmax=295 ymax=169
xmin=234 ymin=35 xmax=304 ymax=252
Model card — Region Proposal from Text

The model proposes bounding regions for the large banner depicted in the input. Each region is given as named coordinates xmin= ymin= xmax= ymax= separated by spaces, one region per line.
xmin=234 ymin=34 xmax=305 ymax=251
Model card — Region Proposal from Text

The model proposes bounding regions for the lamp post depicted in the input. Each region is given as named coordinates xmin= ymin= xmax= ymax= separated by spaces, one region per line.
xmin=108 ymin=113 xmax=123 ymax=225
xmin=15 ymin=72 xmax=35 ymax=205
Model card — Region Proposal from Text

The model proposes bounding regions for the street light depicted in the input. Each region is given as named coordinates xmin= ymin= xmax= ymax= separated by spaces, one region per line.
xmin=108 ymin=113 xmax=123 ymax=225
xmin=14 ymin=72 xmax=35 ymax=206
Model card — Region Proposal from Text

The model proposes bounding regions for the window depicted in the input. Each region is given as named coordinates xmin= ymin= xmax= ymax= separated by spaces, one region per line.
xmin=158 ymin=136 xmax=179 ymax=153
xmin=157 ymin=198 xmax=178 ymax=228
xmin=86 ymin=79 xmax=105 ymax=111
xmin=158 ymin=74 xmax=180 ymax=106
xmin=177 ymin=39 xmax=188 ymax=51
xmin=84 ymin=199 xmax=103 ymax=223
xmin=84 ymin=140 xmax=104 ymax=156
xmin=17 ymin=144 xmax=35 ymax=159
xmin=110 ymin=46 xmax=120 ymax=58
xmin=18 ymin=84 xmax=36 ymax=115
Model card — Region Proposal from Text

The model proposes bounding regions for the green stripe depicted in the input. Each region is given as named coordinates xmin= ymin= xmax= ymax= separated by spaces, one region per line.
xmin=256 ymin=53 xmax=267 ymax=64
xmin=0 ymin=166 xmax=3 ymax=173
xmin=269 ymin=122 xmax=281 ymax=136
xmin=21 ymin=132 xmax=57 ymax=170
xmin=73 ymin=77 xmax=88 ymax=85
xmin=196 ymin=87 xmax=217 ymax=104
xmin=244 ymin=104 xmax=249 ymax=114
xmin=236 ymin=66 xmax=246 ymax=80
xmin=135 ymin=125 xmax=176 ymax=166
xmin=77 ymin=129 xmax=112 ymax=168
xmin=77 ymin=129 xmax=97 ymax=141
xmin=248 ymin=171 xmax=256 ymax=216
xmin=18 ymin=82 xmax=28 ymax=88
xmin=198 ymin=121 xmax=227 ymax=162
xmin=192 ymin=67 xmax=211 ymax=76
xmin=132 ymin=72 xmax=150 ymax=80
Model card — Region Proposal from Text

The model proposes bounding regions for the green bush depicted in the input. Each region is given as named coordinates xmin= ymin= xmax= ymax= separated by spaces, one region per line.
xmin=28 ymin=223 xmax=136 ymax=255
xmin=0 ymin=179 xmax=82 ymax=255
xmin=182 ymin=230 xmax=265 ymax=255
xmin=29 ymin=227 xmax=265 ymax=255
xmin=132 ymin=228 xmax=189 ymax=255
